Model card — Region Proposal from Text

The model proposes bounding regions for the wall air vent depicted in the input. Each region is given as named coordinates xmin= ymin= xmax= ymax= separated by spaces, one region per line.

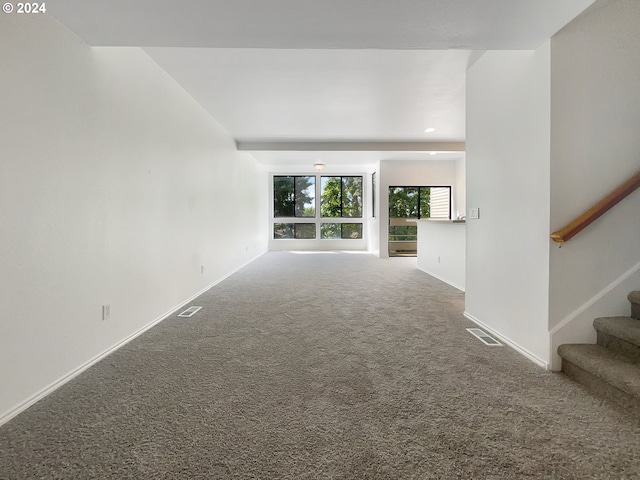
xmin=466 ymin=328 xmax=502 ymax=346
xmin=178 ymin=306 xmax=202 ymax=318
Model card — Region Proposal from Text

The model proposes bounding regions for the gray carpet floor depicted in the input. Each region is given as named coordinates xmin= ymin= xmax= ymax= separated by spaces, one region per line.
xmin=1 ymin=251 xmax=639 ymax=479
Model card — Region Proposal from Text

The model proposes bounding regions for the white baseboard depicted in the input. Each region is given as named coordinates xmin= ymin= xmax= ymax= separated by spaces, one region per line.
xmin=416 ymin=265 xmax=465 ymax=292
xmin=463 ymin=311 xmax=549 ymax=369
xmin=550 ymin=259 xmax=640 ymax=337
xmin=0 ymin=251 xmax=267 ymax=428
xmin=547 ymin=259 xmax=640 ymax=371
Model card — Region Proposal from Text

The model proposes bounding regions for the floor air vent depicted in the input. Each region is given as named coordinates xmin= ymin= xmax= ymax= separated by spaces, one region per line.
xmin=466 ymin=328 xmax=502 ymax=346
xmin=178 ymin=306 xmax=202 ymax=318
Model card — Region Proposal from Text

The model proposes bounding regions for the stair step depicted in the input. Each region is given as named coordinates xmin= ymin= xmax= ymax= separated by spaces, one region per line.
xmin=630 ymin=291 xmax=640 ymax=320
xmin=558 ymin=344 xmax=640 ymax=401
xmin=594 ymin=316 xmax=640 ymax=362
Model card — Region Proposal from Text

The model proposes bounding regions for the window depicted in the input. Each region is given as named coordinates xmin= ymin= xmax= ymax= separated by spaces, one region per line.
xmin=372 ymin=172 xmax=376 ymax=218
xmin=388 ymin=186 xmax=451 ymax=256
xmin=320 ymin=223 xmax=363 ymax=239
xmin=274 ymin=223 xmax=316 ymax=239
xmin=272 ymin=175 xmax=364 ymax=240
xmin=321 ymin=176 xmax=362 ymax=218
xmin=388 ymin=186 xmax=450 ymax=220
xmin=273 ymin=176 xmax=315 ymax=217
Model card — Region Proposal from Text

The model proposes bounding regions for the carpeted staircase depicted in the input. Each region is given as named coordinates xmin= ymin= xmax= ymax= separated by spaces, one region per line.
xmin=558 ymin=291 xmax=640 ymax=416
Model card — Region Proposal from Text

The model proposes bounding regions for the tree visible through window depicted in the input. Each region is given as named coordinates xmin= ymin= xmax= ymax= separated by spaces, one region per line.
xmin=388 ymin=187 xmax=431 ymax=218
xmin=320 ymin=223 xmax=363 ymax=239
xmin=321 ymin=176 xmax=362 ymax=218
xmin=273 ymin=175 xmax=364 ymax=240
xmin=274 ymin=176 xmax=315 ymax=217
xmin=388 ymin=186 xmax=450 ymax=249
xmin=274 ymin=223 xmax=316 ymax=239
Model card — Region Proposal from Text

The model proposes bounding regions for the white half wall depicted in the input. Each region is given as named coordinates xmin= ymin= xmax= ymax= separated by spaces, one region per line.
xmin=548 ymin=0 xmax=640 ymax=368
xmin=0 ymin=14 xmax=268 ymax=423
xmin=465 ymin=44 xmax=551 ymax=366
xmin=416 ymin=220 xmax=466 ymax=291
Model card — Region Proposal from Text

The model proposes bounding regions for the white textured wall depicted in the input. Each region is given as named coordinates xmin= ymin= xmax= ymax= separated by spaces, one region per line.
xmin=0 ymin=15 xmax=268 ymax=422
xmin=465 ymin=44 xmax=551 ymax=366
xmin=548 ymin=0 xmax=640 ymax=368
xmin=378 ymin=160 xmax=459 ymax=258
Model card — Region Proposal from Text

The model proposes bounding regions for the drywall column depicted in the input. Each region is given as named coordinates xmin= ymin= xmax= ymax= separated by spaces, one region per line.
xmin=465 ymin=43 xmax=551 ymax=367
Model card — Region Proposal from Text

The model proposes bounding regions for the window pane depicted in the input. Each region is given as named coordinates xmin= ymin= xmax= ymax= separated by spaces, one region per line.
xmin=294 ymin=223 xmax=316 ymax=239
xmin=321 ymin=177 xmax=342 ymax=217
xmin=372 ymin=172 xmax=376 ymax=218
xmin=419 ymin=187 xmax=430 ymax=218
xmin=389 ymin=187 xmax=419 ymax=218
xmin=274 ymin=223 xmax=294 ymax=239
xmin=342 ymin=177 xmax=363 ymax=218
xmin=389 ymin=225 xmax=417 ymax=241
xmin=320 ymin=223 xmax=341 ymax=239
xmin=342 ymin=223 xmax=363 ymax=239
xmin=295 ymin=176 xmax=315 ymax=217
xmin=274 ymin=177 xmax=295 ymax=217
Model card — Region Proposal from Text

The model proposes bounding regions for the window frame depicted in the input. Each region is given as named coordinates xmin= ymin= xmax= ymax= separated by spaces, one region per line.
xmin=320 ymin=175 xmax=363 ymax=219
xmin=273 ymin=222 xmax=317 ymax=239
xmin=271 ymin=173 xmax=366 ymax=242
xmin=388 ymin=185 xmax=452 ymax=220
xmin=273 ymin=175 xmax=316 ymax=218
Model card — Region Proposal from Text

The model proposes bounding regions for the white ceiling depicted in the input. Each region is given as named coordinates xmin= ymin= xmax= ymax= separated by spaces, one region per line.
xmin=50 ymin=0 xmax=596 ymax=168
xmin=143 ymin=48 xmax=470 ymax=141
xmin=50 ymin=0 xmax=595 ymax=50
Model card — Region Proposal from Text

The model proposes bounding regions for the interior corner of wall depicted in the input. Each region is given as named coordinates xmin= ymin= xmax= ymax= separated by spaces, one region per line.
xmin=467 ymin=51 xmax=487 ymax=71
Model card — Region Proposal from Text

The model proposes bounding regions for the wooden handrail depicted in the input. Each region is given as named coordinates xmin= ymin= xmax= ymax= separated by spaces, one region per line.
xmin=550 ymin=169 xmax=640 ymax=243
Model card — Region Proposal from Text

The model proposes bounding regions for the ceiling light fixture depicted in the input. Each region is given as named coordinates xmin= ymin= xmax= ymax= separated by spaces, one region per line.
xmin=314 ymin=162 xmax=325 ymax=171
xmin=429 ymin=152 xmax=437 ymax=156
xmin=424 ymin=127 xmax=437 ymax=133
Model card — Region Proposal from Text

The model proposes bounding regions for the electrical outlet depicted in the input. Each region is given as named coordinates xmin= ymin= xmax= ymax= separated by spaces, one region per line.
xmin=102 ymin=304 xmax=111 ymax=321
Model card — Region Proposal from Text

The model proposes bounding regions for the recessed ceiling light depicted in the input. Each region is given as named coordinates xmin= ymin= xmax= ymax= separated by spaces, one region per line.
xmin=313 ymin=162 xmax=325 ymax=170
xmin=429 ymin=152 xmax=437 ymax=156
xmin=424 ymin=127 xmax=437 ymax=133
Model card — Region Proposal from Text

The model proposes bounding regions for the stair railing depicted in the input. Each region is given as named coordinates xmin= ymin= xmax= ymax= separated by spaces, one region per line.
xmin=550 ymin=169 xmax=640 ymax=244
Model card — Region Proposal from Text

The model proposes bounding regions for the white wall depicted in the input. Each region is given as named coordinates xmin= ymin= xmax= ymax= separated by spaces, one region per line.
xmin=548 ymin=0 xmax=640 ymax=369
xmin=0 ymin=14 xmax=268 ymax=423
xmin=378 ymin=160 xmax=460 ymax=258
xmin=465 ymin=43 xmax=551 ymax=366
xmin=454 ymin=158 xmax=467 ymax=219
